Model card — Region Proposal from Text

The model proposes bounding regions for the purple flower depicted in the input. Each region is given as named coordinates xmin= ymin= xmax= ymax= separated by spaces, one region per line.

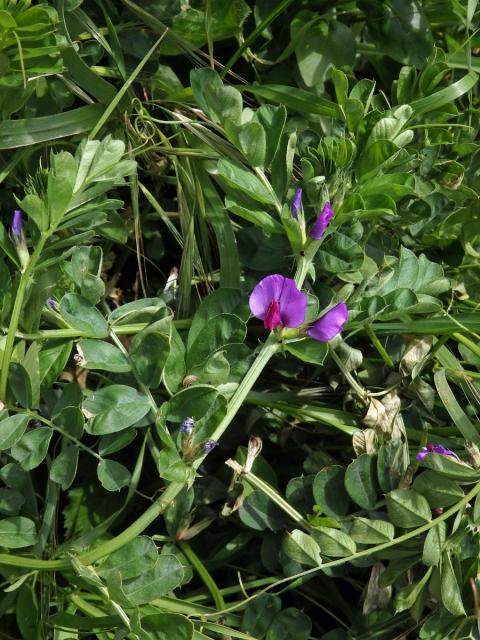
xmin=433 ymin=507 xmax=444 ymax=515
xmin=416 ymin=443 xmax=460 ymax=462
xmin=290 ymin=188 xmax=303 ymax=219
xmin=309 ymin=202 xmax=334 ymax=240
xmin=203 ymin=440 xmax=219 ymax=452
xmin=180 ymin=417 xmax=195 ymax=434
xmin=249 ymin=274 xmax=307 ymax=331
xmin=47 ymin=298 xmax=58 ymax=311
xmin=307 ymin=302 xmax=348 ymax=342
xmin=11 ymin=210 xmax=23 ymax=238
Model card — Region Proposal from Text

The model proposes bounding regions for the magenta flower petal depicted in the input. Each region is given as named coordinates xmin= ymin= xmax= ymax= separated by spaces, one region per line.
xmin=416 ymin=448 xmax=429 ymax=462
xmin=307 ymin=302 xmax=348 ymax=342
xmin=277 ymin=277 xmax=307 ymax=328
xmin=416 ymin=443 xmax=459 ymax=462
xmin=249 ymin=274 xmax=307 ymax=330
xmin=309 ymin=202 xmax=334 ymax=240
xmin=249 ymin=274 xmax=286 ymax=321
xmin=290 ymin=188 xmax=303 ymax=219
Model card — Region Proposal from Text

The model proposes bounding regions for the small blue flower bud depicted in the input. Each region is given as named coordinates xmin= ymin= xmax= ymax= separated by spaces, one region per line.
xmin=203 ymin=440 xmax=218 ymax=452
xmin=12 ymin=210 xmax=22 ymax=238
xmin=47 ymin=298 xmax=58 ymax=311
xmin=180 ymin=417 xmax=195 ymax=434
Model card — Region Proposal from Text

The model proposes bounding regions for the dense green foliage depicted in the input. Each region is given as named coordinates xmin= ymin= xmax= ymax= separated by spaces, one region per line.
xmin=0 ymin=0 xmax=479 ymax=638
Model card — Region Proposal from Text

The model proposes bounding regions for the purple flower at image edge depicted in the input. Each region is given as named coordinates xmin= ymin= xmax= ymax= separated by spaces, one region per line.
xmin=290 ymin=188 xmax=303 ymax=219
xmin=416 ymin=443 xmax=460 ymax=462
xmin=249 ymin=274 xmax=307 ymax=331
xmin=307 ymin=302 xmax=348 ymax=342
xmin=309 ymin=202 xmax=334 ymax=240
xmin=12 ymin=210 xmax=23 ymax=238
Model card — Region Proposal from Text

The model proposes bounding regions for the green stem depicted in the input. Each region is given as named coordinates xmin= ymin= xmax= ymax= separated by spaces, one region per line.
xmin=453 ymin=331 xmax=480 ymax=360
xmin=237 ymin=468 xmax=312 ymax=531
xmin=0 ymin=233 xmax=48 ymax=401
xmin=329 ymin=346 xmax=369 ymax=404
xmin=203 ymin=333 xmax=280 ymax=448
xmin=179 ymin=542 xmax=225 ymax=610
xmin=365 ymin=324 xmax=394 ymax=369
xmin=199 ymin=478 xmax=480 ymax=619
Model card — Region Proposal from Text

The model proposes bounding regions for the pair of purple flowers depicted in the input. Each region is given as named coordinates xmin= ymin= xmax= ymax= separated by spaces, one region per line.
xmin=249 ymin=195 xmax=347 ymax=341
xmin=291 ymin=188 xmax=334 ymax=241
xmin=249 ymin=275 xmax=348 ymax=341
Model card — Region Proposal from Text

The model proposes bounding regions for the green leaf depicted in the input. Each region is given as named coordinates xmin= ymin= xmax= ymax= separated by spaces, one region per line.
xmin=99 ymin=536 xmax=158 ymax=580
xmin=163 ymin=325 xmax=186 ymax=395
xmin=420 ymin=452 xmax=480 ymax=483
xmin=0 ymin=517 xmax=37 ymax=548
xmin=200 ymin=172 xmax=241 ymax=289
xmin=293 ymin=18 xmax=355 ymax=86
xmin=0 ymin=488 xmax=25 ymax=516
xmin=348 ymin=517 xmax=395 ymax=544
xmin=10 ymin=427 xmax=52 ymax=470
xmin=98 ymin=430 xmax=136 ymax=457
xmin=84 ymin=385 xmax=151 ymax=435
xmin=434 ymin=369 xmax=480 ymax=445
xmin=216 ymin=159 xmax=275 ymax=206
xmin=239 ymin=490 xmax=287 ymax=532
xmin=0 ymin=105 xmax=106 ymax=150
xmin=188 ymin=288 xmax=243 ymax=349
xmin=243 ymin=84 xmax=342 ymax=119
xmin=441 ymin=552 xmax=466 ymax=616
xmin=0 ymin=414 xmax=29 ymax=450
xmin=344 ymin=454 xmax=378 ymax=510
xmin=313 ymin=466 xmax=350 ymax=518
xmin=413 ymin=471 xmax=463 ymax=508
xmin=423 ymin=521 xmax=446 ymax=567
xmin=395 ymin=567 xmax=432 ymax=613
xmin=97 ymin=459 xmax=131 ymax=492
xmin=59 ymin=293 xmax=108 ymax=338
xmin=70 ymin=246 xmax=105 ymax=304
xmin=241 ymin=593 xmax=281 ymax=638
xmin=266 ymin=607 xmax=312 ymax=640
xmin=186 ymin=312 xmax=246 ymax=371
xmin=39 ymin=339 xmax=73 ymax=388
xmin=225 ymin=195 xmax=283 ymax=234
xmin=286 ymin=338 xmax=328 ymax=365
xmin=122 ymin=554 xmax=184 ymax=604
xmin=77 ymin=339 xmax=130 ymax=373
xmin=50 ymin=445 xmax=78 ymax=490
xmin=317 ymin=233 xmax=364 ymax=275
xmin=409 ymin=70 xmax=478 ymax=115
xmin=227 ymin=120 xmax=266 ymax=167
xmin=130 ymin=319 xmax=171 ymax=388
xmin=312 ymin=527 xmax=356 ymax=557
xmin=190 ymin=68 xmax=242 ymax=125
xmin=361 ymin=0 xmax=433 ymax=67
xmin=283 ymin=529 xmax=322 ymax=567
xmin=386 ymin=489 xmax=431 ymax=528
xmin=165 ymin=385 xmax=219 ymax=423
xmin=141 ymin=613 xmax=194 ymax=639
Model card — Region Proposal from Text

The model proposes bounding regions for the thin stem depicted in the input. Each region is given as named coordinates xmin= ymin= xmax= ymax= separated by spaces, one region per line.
xmin=329 ymin=347 xmax=369 ymax=403
xmin=234 ymin=467 xmax=313 ymax=531
xmin=365 ymin=324 xmax=394 ymax=369
xmin=202 ymin=333 xmax=280 ymax=449
xmin=197 ymin=478 xmax=480 ymax=619
xmin=9 ymin=408 xmax=102 ymax=461
xmin=179 ymin=542 xmax=225 ymax=610
xmin=0 ymin=233 xmax=48 ymax=401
